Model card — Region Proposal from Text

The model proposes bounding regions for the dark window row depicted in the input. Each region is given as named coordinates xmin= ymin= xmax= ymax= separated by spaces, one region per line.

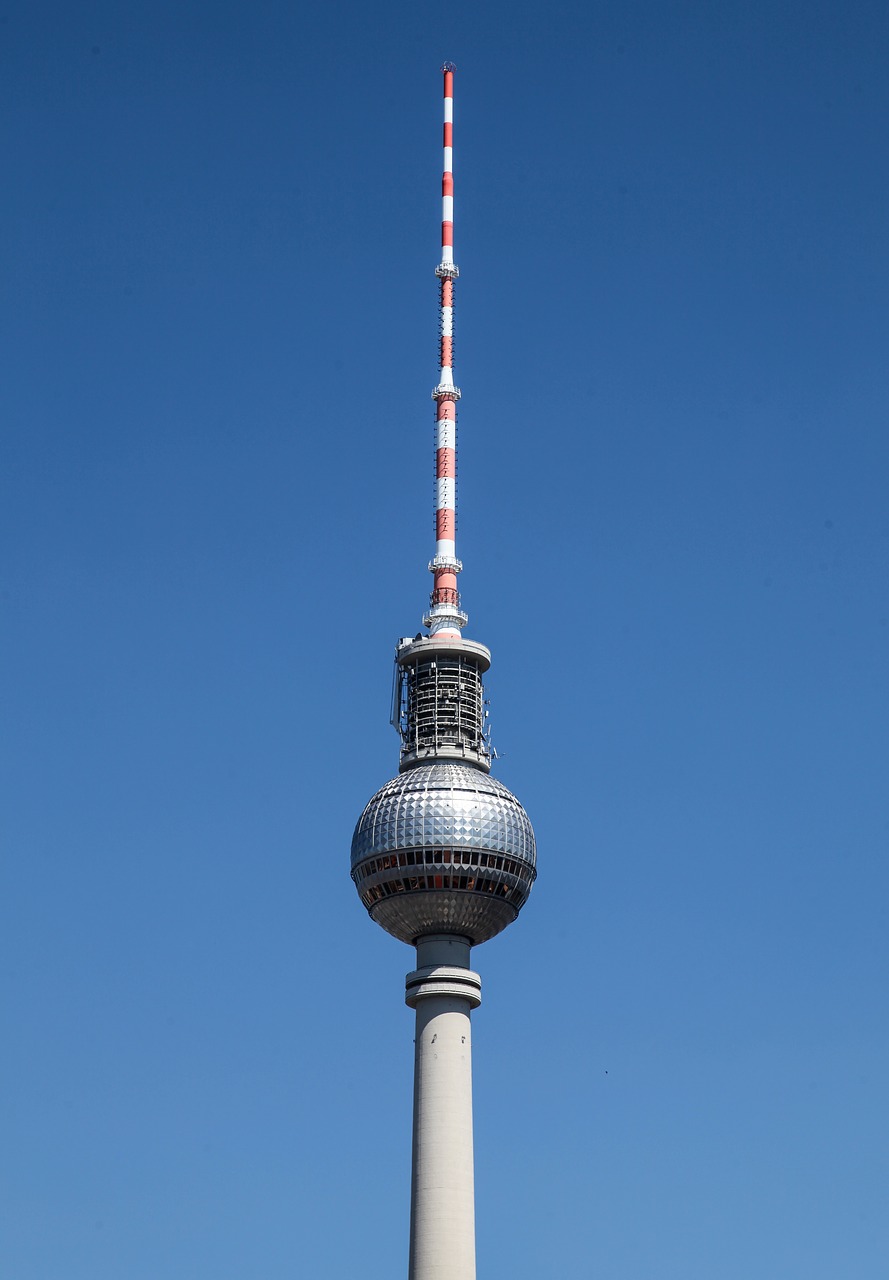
xmin=356 ymin=848 xmax=530 ymax=878
xmin=358 ymin=871 xmax=527 ymax=908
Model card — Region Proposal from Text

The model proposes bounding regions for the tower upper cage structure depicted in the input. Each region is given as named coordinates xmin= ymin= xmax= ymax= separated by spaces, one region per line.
xmin=351 ymin=64 xmax=536 ymax=949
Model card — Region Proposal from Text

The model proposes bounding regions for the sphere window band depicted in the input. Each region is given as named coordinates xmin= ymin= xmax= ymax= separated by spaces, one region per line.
xmin=353 ymin=847 xmax=535 ymax=907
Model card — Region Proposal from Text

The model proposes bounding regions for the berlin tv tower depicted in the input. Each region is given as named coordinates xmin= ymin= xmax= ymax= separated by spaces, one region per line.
xmin=351 ymin=64 xmax=537 ymax=1280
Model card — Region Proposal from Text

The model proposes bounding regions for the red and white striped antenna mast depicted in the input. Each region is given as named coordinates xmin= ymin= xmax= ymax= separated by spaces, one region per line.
xmin=424 ymin=61 xmax=467 ymax=639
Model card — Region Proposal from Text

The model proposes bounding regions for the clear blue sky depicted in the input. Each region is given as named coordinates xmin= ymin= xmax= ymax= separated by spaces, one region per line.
xmin=3 ymin=2 xmax=887 ymax=1277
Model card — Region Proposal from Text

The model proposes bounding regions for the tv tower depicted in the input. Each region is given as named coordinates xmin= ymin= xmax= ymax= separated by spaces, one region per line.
xmin=351 ymin=65 xmax=537 ymax=1280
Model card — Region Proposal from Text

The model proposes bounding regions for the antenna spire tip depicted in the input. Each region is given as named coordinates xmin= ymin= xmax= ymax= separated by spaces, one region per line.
xmin=441 ymin=60 xmax=457 ymax=73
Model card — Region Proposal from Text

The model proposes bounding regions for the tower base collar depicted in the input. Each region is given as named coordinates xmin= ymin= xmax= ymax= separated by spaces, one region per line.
xmin=405 ymin=965 xmax=482 ymax=1009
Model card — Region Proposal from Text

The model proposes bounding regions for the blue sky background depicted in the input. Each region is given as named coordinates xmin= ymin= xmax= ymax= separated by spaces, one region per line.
xmin=2 ymin=2 xmax=887 ymax=1276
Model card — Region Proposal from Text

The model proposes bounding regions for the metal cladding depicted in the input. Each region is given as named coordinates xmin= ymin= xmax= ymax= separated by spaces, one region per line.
xmin=351 ymin=762 xmax=537 ymax=945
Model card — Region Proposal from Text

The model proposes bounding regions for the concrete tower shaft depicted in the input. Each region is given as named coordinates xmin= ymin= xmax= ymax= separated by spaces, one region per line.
xmin=406 ymin=936 xmax=481 ymax=1280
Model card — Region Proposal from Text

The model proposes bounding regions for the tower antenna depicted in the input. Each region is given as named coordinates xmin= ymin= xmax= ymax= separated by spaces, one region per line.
xmin=425 ymin=61 xmax=466 ymax=638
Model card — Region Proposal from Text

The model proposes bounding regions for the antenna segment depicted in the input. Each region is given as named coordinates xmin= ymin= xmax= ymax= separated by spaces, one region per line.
xmin=425 ymin=62 xmax=467 ymax=639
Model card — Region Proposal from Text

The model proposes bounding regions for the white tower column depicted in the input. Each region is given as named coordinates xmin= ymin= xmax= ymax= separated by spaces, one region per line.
xmin=405 ymin=935 xmax=481 ymax=1280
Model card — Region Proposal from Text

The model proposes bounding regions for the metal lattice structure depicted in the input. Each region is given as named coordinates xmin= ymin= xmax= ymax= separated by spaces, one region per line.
xmin=393 ymin=636 xmax=492 ymax=770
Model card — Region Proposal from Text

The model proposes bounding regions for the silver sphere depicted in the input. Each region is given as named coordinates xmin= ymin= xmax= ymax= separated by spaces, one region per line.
xmin=351 ymin=761 xmax=536 ymax=945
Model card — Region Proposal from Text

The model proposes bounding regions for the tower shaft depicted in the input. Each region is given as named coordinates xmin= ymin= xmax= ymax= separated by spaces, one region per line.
xmin=407 ymin=936 xmax=481 ymax=1280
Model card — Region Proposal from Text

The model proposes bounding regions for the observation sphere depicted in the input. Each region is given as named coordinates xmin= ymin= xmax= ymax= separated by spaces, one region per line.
xmin=351 ymin=761 xmax=536 ymax=945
